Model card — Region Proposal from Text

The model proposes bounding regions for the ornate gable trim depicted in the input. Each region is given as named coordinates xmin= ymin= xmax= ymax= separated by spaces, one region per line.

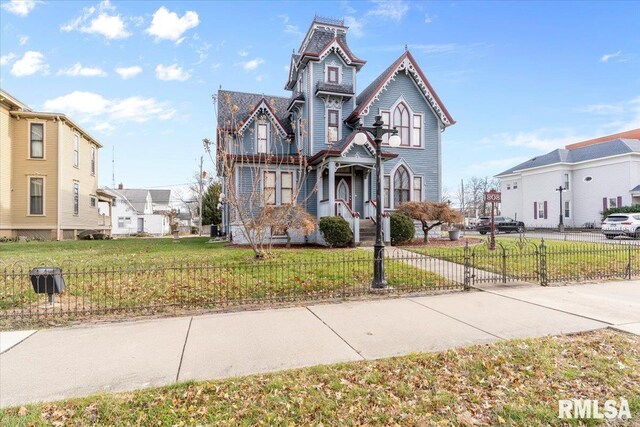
xmin=353 ymin=51 xmax=455 ymax=127
xmin=341 ymin=133 xmax=377 ymax=158
xmin=238 ymin=99 xmax=288 ymax=136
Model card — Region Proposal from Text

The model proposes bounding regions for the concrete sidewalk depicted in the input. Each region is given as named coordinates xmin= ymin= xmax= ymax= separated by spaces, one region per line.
xmin=1 ymin=281 xmax=638 ymax=408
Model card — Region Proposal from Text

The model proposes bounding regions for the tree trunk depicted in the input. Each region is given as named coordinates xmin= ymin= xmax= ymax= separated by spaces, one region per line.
xmin=422 ymin=221 xmax=443 ymax=243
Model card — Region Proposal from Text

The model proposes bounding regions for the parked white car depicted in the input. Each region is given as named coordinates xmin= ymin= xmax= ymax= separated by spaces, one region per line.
xmin=601 ymin=213 xmax=640 ymax=239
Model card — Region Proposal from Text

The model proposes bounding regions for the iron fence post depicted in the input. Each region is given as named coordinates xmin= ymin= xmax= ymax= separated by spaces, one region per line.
xmin=628 ymin=243 xmax=633 ymax=280
xmin=463 ymin=242 xmax=471 ymax=291
xmin=539 ymin=238 xmax=548 ymax=286
xmin=501 ymin=246 xmax=507 ymax=283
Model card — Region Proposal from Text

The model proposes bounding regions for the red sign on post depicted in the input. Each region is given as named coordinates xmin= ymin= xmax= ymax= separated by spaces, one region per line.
xmin=484 ymin=190 xmax=502 ymax=203
xmin=484 ymin=190 xmax=501 ymax=250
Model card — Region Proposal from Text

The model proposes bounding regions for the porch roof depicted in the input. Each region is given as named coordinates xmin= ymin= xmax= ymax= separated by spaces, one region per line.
xmin=308 ymin=132 xmax=398 ymax=164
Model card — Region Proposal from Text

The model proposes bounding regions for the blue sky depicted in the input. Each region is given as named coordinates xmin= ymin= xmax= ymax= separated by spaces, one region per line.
xmin=1 ymin=0 xmax=638 ymax=196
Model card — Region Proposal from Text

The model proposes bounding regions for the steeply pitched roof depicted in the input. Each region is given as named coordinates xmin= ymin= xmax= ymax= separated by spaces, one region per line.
xmin=347 ymin=50 xmax=455 ymax=127
xmin=217 ymin=90 xmax=293 ymax=134
xmin=496 ymin=138 xmax=640 ymax=177
xmin=630 ymin=184 xmax=640 ymax=193
xmin=149 ymin=189 xmax=171 ymax=206
xmin=116 ymin=189 xmax=149 ymax=214
xmin=566 ymin=128 xmax=640 ymax=150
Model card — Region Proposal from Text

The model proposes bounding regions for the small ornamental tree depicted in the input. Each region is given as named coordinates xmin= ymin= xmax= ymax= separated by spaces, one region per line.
xmin=397 ymin=201 xmax=463 ymax=243
xmin=261 ymin=205 xmax=316 ymax=249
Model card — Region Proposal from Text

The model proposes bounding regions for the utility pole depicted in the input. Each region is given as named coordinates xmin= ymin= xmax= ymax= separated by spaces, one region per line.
xmin=199 ymin=156 xmax=204 ymax=236
xmin=111 ymin=146 xmax=115 ymax=188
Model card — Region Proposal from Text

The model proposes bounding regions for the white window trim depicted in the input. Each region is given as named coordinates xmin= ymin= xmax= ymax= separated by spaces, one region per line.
xmin=73 ymin=181 xmax=80 ymax=216
xmin=387 ymin=160 xmax=418 ymax=209
xmin=90 ymin=195 xmax=97 ymax=208
xmin=26 ymin=175 xmax=46 ymax=216
xmin=28 ymin=120 xmax=46 ymax=160
xmin=564 ymin=200 xmax=571 ymax=219
xmin=563 ymin=172 xmax=570 ymax=191
xmin=324 ymin=61 xmax=342 ymax=85
xmin=261 ymin=169 xmax=296 ymax=206
xmin=263 ymin=170 xmax=277 ymax=206
xmin=326 ymin=108 xmax=341 ymax=144
xmin=379 ymin=109 xmax=391 ymax=145
xmin=413 ymin=175 xmax=424 ymax=201
xmin=388 ymin=96 xmax=423 ymax=149
xmin=73 ymin=133 xmax=80 ymax=168
xmin=411 ymin=113 xmax=423 ymax=147
xmin=537 ymin=201 xmax=545 ymax=219
xmin=90 ymin=145 xmax=96 ymax=176
xmin=256 ymin=121 xmax=270 ymax=154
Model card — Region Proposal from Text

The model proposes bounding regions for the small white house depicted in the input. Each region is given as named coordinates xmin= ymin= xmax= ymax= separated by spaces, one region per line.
xmin=109 ymin=186 xmax=172 ymax=236
xmin=496 ymin=130 xmax=640 ymax=228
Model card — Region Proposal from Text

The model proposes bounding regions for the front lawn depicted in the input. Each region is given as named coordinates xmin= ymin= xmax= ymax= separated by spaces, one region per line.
xmin=0 ymin=238 xmax=452 ymax=328
xmin=406 ymin=238 xmax=639 ymax=283
xmin=2 ymin=330 xmax=638 ymax=426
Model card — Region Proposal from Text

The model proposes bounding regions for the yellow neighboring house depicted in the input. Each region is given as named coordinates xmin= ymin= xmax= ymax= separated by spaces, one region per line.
xmin=0 ymin=88 xmax=114 ymax=240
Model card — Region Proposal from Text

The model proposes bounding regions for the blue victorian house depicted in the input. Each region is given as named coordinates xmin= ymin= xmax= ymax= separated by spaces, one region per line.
xmin=216 ymin=16 xmax=455 ymax=245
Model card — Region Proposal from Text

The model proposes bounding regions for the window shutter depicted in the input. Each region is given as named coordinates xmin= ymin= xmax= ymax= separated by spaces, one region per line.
xmin=543 ymin=201 xmax=548 ymax=219
xmin=534 ymin=202 xmax=537 ymax=219
xmin=617 ymin=196 xmax=622 ymax=207
xmin=603 ymin=197 xmax=607 ymax=212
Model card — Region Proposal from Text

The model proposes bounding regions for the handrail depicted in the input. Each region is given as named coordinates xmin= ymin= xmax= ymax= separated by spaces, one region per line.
xmin=335 ymin=199 xmax=360 ymax=218
xmin=366 ymin=199 xmax=389 ymax=221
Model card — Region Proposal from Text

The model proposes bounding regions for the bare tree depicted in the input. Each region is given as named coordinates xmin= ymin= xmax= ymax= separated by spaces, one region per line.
xmin=204 ymin=93 xmax=318 ymax=258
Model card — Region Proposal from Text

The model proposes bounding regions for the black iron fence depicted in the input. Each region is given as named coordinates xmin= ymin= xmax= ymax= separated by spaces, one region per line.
xmin=0 ymin=251 xmax=461 ymax=328
xmin=2 ymin=240 xmax=638 ymax=328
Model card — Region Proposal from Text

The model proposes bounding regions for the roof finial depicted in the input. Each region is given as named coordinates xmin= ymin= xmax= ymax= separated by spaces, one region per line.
xmin=405 ymin=44 xmax=408 ymax=52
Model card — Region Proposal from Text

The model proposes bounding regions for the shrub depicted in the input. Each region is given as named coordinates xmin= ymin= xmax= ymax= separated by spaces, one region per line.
xmin=390 ymin=213 xmax=415 ymax=245
xmin=602 ymin=205 xmax=640 ymax=219
xmin=319 ymin=216 xmax=353 ymax=247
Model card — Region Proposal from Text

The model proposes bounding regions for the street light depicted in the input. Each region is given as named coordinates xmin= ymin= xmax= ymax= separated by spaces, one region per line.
xmin=556 ymin=186 xmax=564 ymax=232
xmin=354 ymin=115 xmax=400 ymax=289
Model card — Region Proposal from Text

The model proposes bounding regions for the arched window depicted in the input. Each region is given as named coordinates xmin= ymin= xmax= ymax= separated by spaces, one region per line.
xmin=394 ymin=166 xmax=410 ymax=206
xmin=393 ymin=103 xmax=410 ymax=146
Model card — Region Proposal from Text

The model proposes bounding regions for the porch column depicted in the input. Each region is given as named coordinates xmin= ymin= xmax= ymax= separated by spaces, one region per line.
xmin=328 ymin=160 xmax=336 ymax=216
xmin=317 ymin=165 xmax=324 ymax=216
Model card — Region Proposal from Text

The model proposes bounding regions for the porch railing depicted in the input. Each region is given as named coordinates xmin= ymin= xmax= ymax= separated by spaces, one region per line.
xmin=367 ymin=200 xmax=390 ymax=242
xmin=335 ymin=199 xmax=360 ymax=243
xmin=319 ymin=200 xmax=331 ymax=218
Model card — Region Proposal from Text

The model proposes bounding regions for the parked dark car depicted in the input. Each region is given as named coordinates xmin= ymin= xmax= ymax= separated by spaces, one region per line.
xmin=476 ymin=216 xmax=525 ymax=234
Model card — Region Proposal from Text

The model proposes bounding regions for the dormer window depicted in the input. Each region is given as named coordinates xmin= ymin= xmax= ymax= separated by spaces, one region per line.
xmin=327 ymin=66 xmax=339 ymax=84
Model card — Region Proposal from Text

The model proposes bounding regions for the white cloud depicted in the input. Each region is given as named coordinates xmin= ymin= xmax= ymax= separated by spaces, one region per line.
xmin=43 ymin=91 xmax=176 ymax=128
xmin=57 ymin=63 xmax=107 ymax=77
xmin=146 ymin=6 xmax=199 ymax=42
xmin=500 ymin=131 xmax=587 ymax=152
xmin=239 ymin=58 xmax=264 ymax=71
xmin=469 ymin=156 xmax=530 ymax=172
xmin=284 ymin=24 xmax=303 ymax=37
xmin=61 ymin=1 xmax=130 ymax=40
xmin=115 ymin=65 xmax=142 ymax=79
xmin=277 ymin=14 xmax=289 ymax=24
xmin=601 ymin=50 xmax=622 ymax=62
xmin=256 ymin=75 xmax=264 ymax=82
xmin=210 ymin=63 xmax=222 ymax=71
xmin=238 ymin=50 xmax=249 ymax=57
xmin=579 ymin=96 xmax=640 ymax=132
xmin=344 ymin=16 xmax=364 ymax=37
xmin=424 ymin=13 xmax=435 ymax=24
xmin=195 ymin=42 xmax=212 ymax=65
xmin=0 ymin=52 xmax=16 ymax=66
xmin=367 ymin=0 xmax=409 ymax=21
xmin=1 ymin=0 xmax=37 ymax=17
xmin=11 ymin=51 xmax=48 ymax=76
xmin=18 ymin=35 xmax=29 ymax=45
xmin=579 ymin=103 xmax=625 ymax=115
xmin=155 ymin=64 xmax=191 ymax=81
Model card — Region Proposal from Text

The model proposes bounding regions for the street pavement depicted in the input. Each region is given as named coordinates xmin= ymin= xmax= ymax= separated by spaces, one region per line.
xmin=1 ymin=280 xmax=638 ymax=408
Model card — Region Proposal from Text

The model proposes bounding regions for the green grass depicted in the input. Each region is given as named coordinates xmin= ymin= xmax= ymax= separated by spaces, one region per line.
xmin=1 ymin=330 xmax=637 ymax=426
xmin=0 ymin=238 xmax=452 ymax=328
xmin=406 ymin=238 xmax=639 ymax=283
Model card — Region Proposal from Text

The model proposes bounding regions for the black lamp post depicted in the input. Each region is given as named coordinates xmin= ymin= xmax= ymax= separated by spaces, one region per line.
xmin=354 ymin=115 xmax=401 ymax=289
xmin=556 ymin=186 xmax=564 ymax=232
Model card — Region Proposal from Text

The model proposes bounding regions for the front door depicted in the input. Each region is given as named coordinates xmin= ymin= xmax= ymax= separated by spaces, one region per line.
xmin=336 ymin=177 xmax=352 ymax=209
xmin=137 ymin=218 xmax=144 ymax=233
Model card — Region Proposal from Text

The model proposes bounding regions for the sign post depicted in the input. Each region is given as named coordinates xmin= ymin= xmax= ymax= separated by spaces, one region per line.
xmin=484 ymin=190 xmax=502 ymax=250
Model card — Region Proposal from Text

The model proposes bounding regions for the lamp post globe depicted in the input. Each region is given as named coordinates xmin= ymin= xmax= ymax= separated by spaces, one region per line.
xmin=353 ymin=131 xmax=368 ymax=146
xmin=388 ymin=134 xmax=401 ymax=147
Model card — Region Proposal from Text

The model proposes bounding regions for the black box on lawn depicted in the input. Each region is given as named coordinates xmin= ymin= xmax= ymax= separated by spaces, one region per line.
xmin=30 ymin=267 xmax=65 ymax=294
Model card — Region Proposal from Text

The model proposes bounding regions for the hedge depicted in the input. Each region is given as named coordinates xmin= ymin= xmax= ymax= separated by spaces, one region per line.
xmin=390 ymin=213 xmax=415 ymax=245
xmin=319 ymin=216 xmax=353 ymax=247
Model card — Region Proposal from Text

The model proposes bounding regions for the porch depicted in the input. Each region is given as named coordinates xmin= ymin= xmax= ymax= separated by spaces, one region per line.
xmin=316 ymin=158 xmax=391 ymax=245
